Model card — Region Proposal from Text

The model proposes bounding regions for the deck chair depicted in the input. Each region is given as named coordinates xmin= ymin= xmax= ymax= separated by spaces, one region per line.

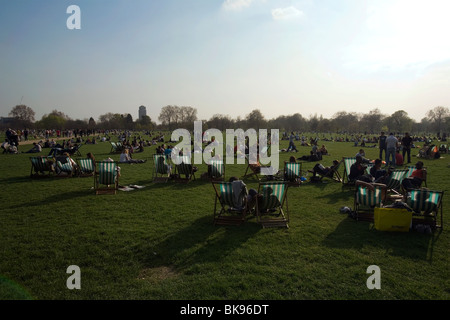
xmin=404 ymin=165 xmax=427 ymax=188
xmin=153 ymin=154 xmax=171 ymax=182
xmin=407 ymin=188 xmax=444 ymax=230
xmin=341 ymin=157 xmax=357 ymax=185
xmin=316 ymin=160 xmax=342 ymax=182
xmin=208 ymin=159 xmax=225 ymax=182
xmin=77 ymin=158 xmax=95 ymax=177
xmin=94 ymin=161 xmax=119 ymax=195
xmin=212 ymin=181 xmax=248 ymax=226
xmin=242 ymin=154 xmax=261 ymax=181
xmin=354 ymin=182 xmax=384 ymax=222
xmin=56 ymin=157 xmax=74 ymax=177
xmin=110 ymin=142 xmax=123 ymax=153
xmin=283 ymin=161 xmax=303 ymax=186
xmin=255 ymin=182 xmax=289 ymax=228
xmin=29 ymin=156 xmax=55 ymax=178
xmin=175 ymin=155 xmax=196 ymax=183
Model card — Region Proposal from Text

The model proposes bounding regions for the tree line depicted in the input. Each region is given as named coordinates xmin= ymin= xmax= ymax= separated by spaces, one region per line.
xmin=3 ymin=104 xmax=449 ymax=136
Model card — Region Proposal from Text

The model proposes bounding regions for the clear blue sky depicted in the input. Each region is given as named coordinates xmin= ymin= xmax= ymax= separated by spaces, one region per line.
xmin=1 ymin=0 xmax=449 ymax=124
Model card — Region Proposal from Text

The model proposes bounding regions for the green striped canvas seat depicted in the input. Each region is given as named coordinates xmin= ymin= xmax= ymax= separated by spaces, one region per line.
xmin=212 ymin=182 xmax=247 ymax=226
xmin=365 ymin=163 xmax=374 ymax=175
xmin=342 ymin=157 xmax=356 ymax=184
xmin=77 ymin=158 xmax=95 ymax=176
xmin=153 ymin=154 xmax=170 ymax=182
xmin=95 ymin=161 xmax=118 ymax=194
xmin=30 ymin=156 xmax=54 ymax=177
xmin=256 ymin=182 xmax=289 ymax=228
xmin=284 ymin=162 xmax=302 ymax=185
xmin=209 ymin=159 xmax=224 ymax=181
xmin=57 ymin=157 xmax=74 ymax=176
xmin=175 ymin=155 xmax=195 ymax=182
xmin=354 ymin=184 xmax=383 ymax=222
xmin=407 ymin=189 xmax=443 ymax=229
xmin=385 ymin=169 xmax=408 ymax=191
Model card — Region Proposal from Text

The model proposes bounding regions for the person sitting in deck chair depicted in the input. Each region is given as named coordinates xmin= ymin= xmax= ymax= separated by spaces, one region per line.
xmin=309 ymin=159 xmax=340 ymax=178
xmin=401 ymin=161 xmax=427 ymax=191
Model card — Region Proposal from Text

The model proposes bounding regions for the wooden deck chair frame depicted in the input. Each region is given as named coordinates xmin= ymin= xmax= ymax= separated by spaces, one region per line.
xmin=354 ymin=181 xmax=384 ymax=222
xmin=242 ymin=154 xmax=261 ymax=181
xmin=76 ymin=158 xmax=95 ymax=177
xmin=175 ymin=155 xmax=196 ymax=183
xmin=256 ymin=181 xmax=289 ymax=228
xmin=212 ymin=182 xmax=248 ymax=226
xmin=407 ymin=188 xmax=444 ymax=230
xmin=94 ymin=161 xmax=119 ymax=195
xmin=209 ymin=159 xmax=225 ymax=182
xmin=153 ymin=154 xmax=171 ymax=183
xmin=29 ymin=156 xmax=55 ymax=178
xmin=341 ymin=157 xmax=357 ymax=185
xmin=283 ymin=161 xmax=303 ymax=186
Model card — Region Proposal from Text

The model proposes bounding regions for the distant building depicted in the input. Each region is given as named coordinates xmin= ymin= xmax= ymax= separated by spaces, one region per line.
xmin=138 ymin=106 xmax=147 ymax=120
xmin=0 ymin=117 xmax=15 ymax=125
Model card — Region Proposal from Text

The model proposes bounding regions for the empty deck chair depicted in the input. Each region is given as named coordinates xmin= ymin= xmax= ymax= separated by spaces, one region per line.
xmin=255 ymin=182 xmax=289 ymax=228
xmin=212 ymin=181 xmax=248 ymax=226
xmin=77 ymin=158 xmax=95 ymax=177
xmin=383 ymin=169 xmax=408 ymax=202
xmin=407 ymin=189 xmax=444 ymax=230
xmin=94 ymin=161 xmax=119 ymax=195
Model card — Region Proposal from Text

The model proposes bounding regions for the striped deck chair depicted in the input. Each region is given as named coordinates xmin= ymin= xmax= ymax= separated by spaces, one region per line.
xmin=56 ymin=157 xmax=74 ymax=177
xmin=212 ymin=181 xmax=248 ymax=226
xmin=30 ymin=156 xmax=55 ymax=178
xmin=243 ymin=154 xmax=261 ymax=181
xmin=404 ymin=165 xmax=427 ymax=188
xmin=94 ymin=161 xmax=119 ymax=195
xmin=317 ymin=160 xmax=342 ymax=183
xmin=283 ymin=161 xmax=303 ymax=186
xmin=175 ymin=155 xmax=196 ymax=183
xmin=384 ymin=169 xmax=408 ymax=202
xmin=209 ymin=159 xmax=225 ymax=181
xmin=354 ymin=183 xmax=384 ymax=222
xmin=407 ymin=189 xmax=444 ymax=230
xmin=77 ymin=158 xmax=95 ymax=177
xmin=153 ymin=154 xmax=171 ymax=182
xmin=256 ymin=182 xmax=289 ymax=228
xmin=342 ymin=157 xmax=356 ymax=185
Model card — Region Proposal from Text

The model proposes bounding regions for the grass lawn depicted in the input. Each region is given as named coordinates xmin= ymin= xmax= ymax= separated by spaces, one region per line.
xmin=0 ymin=133 xmax=449 ymax=301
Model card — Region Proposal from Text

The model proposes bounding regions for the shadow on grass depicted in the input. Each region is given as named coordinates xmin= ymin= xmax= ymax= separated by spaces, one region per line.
xmin=322 ymin=217 xmax=442 ymax=262
xmin=4 ymin=189 xmax=92 ymax=210
xmin=138 ymin=214 xmax=261 ymax=274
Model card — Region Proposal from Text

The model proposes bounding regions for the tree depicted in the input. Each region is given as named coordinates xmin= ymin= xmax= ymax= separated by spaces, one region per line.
xmin=9 ymin=105 xmax=35 ymax=122
xmin=245 ymin=109 xmax=266 ymax=130
xmin=384 ymin=110 xmax=412 ymax=133
xmin=426 ymin=106 xmax=449 ymax=135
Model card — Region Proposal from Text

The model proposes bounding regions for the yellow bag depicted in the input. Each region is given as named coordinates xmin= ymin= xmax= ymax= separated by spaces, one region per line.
xmin=374 ymin=207 xmax=412 ymax=232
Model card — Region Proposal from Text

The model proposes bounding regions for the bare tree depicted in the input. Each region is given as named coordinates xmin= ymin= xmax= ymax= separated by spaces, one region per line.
xmin=9 ymin=104 xmax=35 ymax=122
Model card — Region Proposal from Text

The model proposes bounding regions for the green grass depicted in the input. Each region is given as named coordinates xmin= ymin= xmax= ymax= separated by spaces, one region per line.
xmin=0 ymin=134 xmax=449 ymax=300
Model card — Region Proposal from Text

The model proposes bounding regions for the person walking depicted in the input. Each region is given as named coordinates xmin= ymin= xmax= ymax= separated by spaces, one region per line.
xmin=379 ymin=131 xmax=387 ymax=160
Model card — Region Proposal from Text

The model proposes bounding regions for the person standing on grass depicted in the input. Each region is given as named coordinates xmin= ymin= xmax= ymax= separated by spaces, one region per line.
xmin=379 ymin=131 xmax=387 ymax=160
xmin=402 ymin=132 xmax=413 ymax=164
xmin=385 ymin=132 xmax=398 ymax=167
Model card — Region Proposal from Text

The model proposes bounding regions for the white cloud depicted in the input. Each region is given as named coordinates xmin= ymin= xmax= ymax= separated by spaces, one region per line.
xmin=271 ymin=6 xmax=304 ymax=20
xmin=222 ymin=0 xmax=254 ymax=11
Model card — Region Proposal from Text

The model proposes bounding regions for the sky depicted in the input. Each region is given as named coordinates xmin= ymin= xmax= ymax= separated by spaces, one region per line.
xmin=1 ymin=0 xmax=449 ymax=124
